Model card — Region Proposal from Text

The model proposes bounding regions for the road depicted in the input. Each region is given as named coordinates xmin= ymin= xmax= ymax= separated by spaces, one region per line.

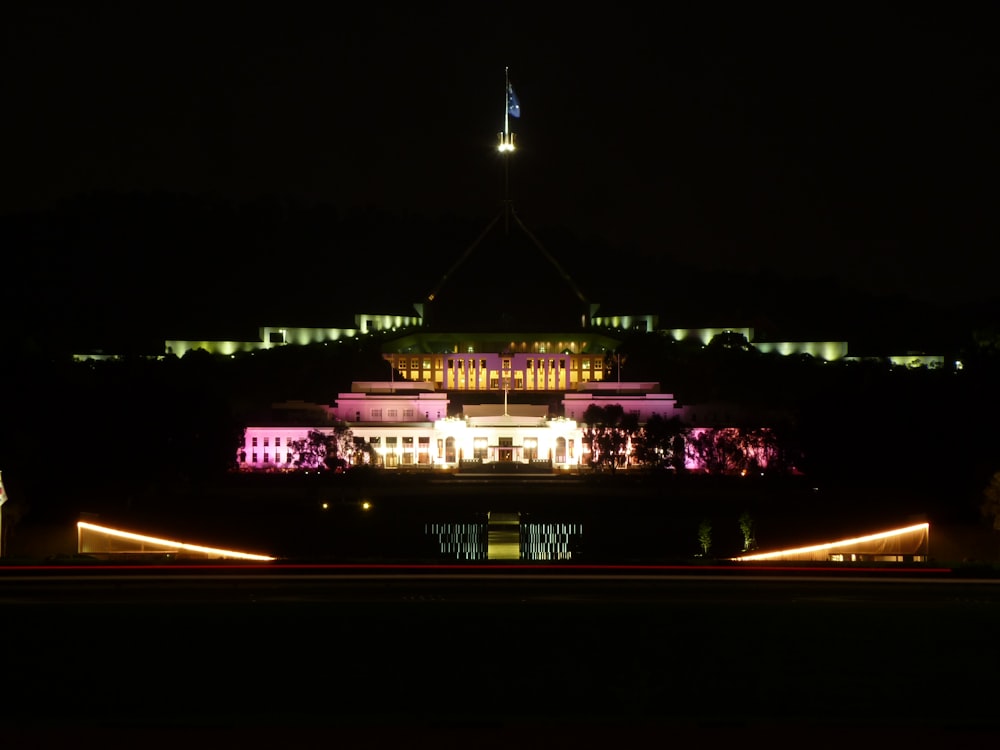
xmin=2 ymin=564 xmax=999 ymax=746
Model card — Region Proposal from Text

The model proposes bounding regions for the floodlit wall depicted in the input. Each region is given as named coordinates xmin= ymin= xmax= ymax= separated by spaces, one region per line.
xmin=663 ymin=327 xmax=754 ymax=346
xmin=165 ymin=325 xmax=362 ymax=357
xmin=753 ymin=340 xmax=848 ymax=361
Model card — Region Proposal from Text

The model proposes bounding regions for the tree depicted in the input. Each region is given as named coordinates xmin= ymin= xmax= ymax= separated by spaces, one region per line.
xmin=605 ymin=350 xmax=628 ymax=390
xmin=684 ymin=427 xmax=791 ymax=475
xmin=697 ymin=519 xmax=712 ymax=557
xmin=981 ymin=471 xmax=1000 ymax=532
xmin=737 ymin=428 xmax=785 ymax=474
xmin=290 ymin=425 xmax=353 ymax=470
xmin=633 ymin=413 xmax=688 ymax=470
xmin=581 ymin=404 xmax=638 ymax=471
xmin=707 ymin=331 xmax=752 ymax=352
xmin=738 ymin=510 xmax=757 ymax=552
xmin=686 ymin=428 xmax=745 ymax=474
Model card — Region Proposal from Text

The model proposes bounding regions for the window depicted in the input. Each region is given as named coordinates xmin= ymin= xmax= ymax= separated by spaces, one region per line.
xmin=523 ymin=437 xmax=538 ymax=461
xmin=502 ymin=358 xmax=511 ymax=370
xmin=371 ymin=408 xmax=382 ymax=418
xmin=387 ymin=409 xmax=398 ymax=418
xmin=595 ymin=358 xmax=603 ymax=369
xmin=490 ymin=377 xmax=499 ymax=389
xmin=252 ymin=437 xmax=258 ymax=447
xmin=480 ymin=359 xmax=487 ymax=369
xmin=263 ymin=453 xmax=270 ymax=464
xmin=526 ymin=359 xmax=533 ymax=369
xmin=474 ymin=437 xmax=488 ymax=460
xmin=252 ymin=453 xmax=258 ymax=463
xmin=423 ymin=358 xmax=431 ymax=370
xmin=403 ymin=409 xmax=414 ymax=418
xmin=275 ymin=437 xmax=281 ymax=447
xmin=263 ymin=437 xmax=269 ymax=447
xmin=582 ymin=359 xmax=590 ymax=370
xmin=410 ymin=358 xmax=420 ymax=369
xmin=286 ymin=452 xmax=292 ymax=463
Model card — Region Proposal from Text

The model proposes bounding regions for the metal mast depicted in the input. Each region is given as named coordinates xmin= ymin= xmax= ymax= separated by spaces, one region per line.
xmin=497 ymin=66 xmax=518 ymax=233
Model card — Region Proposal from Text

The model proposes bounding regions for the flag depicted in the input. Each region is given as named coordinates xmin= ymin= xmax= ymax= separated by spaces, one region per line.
xmin=0 ymin=470 xmax=7 ymax=506
xmin=507 ymin=82 xmax=520 ymax=118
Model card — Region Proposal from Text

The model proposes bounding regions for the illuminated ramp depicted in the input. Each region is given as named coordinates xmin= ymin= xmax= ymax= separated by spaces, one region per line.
xmin=77 ymin=521 xmax=275 ymax=561
xmin=487 ymin=512 xmax=521 ymax=560
xmin=731 ymin=522 xmax=930 ymax=563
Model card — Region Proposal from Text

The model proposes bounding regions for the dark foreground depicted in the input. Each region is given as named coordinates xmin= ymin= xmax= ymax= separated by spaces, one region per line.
xmin=2 ymin=565 xmax=1000 ymax=746
xmin=9 ymin=472 xmax=999 ymax=564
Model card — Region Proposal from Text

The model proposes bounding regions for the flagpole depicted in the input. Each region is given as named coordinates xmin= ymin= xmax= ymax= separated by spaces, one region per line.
xmin=504 ymin=66 xmax=510 ymax=140
xmin=500 ymin=67 xmax=517 ymax=233
xmin=504 ymin=67 xmax=510 ymax=233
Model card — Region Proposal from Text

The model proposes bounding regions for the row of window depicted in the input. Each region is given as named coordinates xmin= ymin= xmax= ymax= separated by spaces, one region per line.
xmin=390 ymin=356 xmax=606 ymax=371
xmin=369 ymin=408 xmax=419 ymax=418
xmin=248 ymin=436 xmax=282 ymax=447
xmin=245 ymin=452 xmax=294 ymax=464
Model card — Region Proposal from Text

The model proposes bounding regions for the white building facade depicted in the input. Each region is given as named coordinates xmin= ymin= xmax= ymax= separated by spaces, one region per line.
xmin=236 ymin=379 xmax=693 ymax=472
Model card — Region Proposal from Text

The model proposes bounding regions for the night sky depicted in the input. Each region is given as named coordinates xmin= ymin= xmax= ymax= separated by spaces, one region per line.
xmin=2 ymin=3 xmax=998 ymax=311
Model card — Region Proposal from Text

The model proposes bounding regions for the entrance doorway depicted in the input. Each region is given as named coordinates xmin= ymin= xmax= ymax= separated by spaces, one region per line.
xmin=498 ymin=437 xmax=513 ymax=462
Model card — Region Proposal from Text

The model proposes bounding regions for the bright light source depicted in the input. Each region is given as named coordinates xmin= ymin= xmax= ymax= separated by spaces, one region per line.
xmin=731 ymin=522 xmax=929 ymax=562
xmin=77 ymin=521 xmax=275 ymax=561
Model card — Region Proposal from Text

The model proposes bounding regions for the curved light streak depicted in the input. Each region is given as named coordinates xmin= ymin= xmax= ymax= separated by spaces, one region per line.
xmin=731 ymin=522 xmax=929 ymax=562
xmin=77 ymin=521 xmax=276 ymax=561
